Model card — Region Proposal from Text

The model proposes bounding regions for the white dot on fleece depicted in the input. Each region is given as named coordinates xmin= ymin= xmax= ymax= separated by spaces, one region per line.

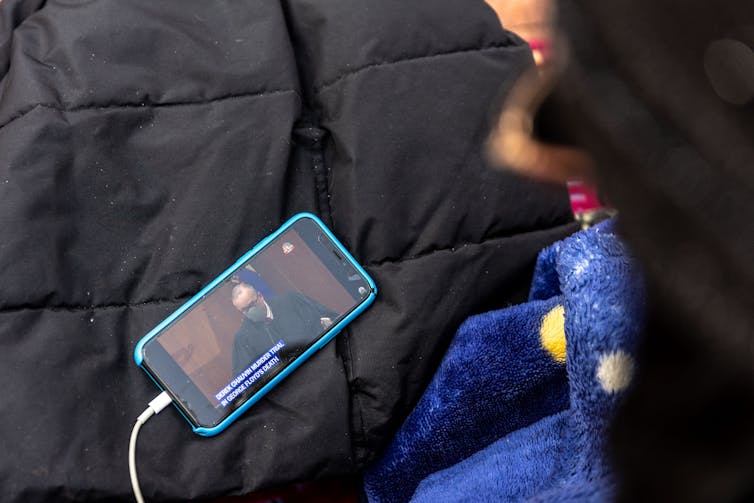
xmin=596 ymin=350 xmax=634 ymax=393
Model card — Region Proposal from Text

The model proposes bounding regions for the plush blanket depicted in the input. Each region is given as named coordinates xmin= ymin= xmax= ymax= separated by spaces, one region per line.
xmin=365 ymin=219 xmax=644 ymax=502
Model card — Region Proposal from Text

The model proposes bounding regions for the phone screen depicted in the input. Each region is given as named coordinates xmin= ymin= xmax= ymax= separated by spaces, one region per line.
xmin=140 ymin=216 xmax=373 ymax=428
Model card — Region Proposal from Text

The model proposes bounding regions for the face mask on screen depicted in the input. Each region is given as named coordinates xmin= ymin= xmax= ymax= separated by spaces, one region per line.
xmin=245 ymin=304 xmax=268 ymax=323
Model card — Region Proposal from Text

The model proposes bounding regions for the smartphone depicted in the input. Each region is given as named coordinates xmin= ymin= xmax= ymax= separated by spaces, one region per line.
xmin=134 ymin=213 xmax=376 ymax=436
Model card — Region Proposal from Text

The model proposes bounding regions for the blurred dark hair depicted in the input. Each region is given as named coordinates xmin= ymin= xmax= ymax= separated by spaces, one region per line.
xmin=535 ymin=0 xmax=754 ymax=500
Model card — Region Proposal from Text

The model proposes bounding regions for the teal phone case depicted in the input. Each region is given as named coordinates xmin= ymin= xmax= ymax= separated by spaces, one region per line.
xmin=134 ymin=212 xmax=377 ymax=436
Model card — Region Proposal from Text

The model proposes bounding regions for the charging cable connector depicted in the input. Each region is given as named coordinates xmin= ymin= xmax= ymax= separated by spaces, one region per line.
xmin=129 ymin=391 xmax=172 ymax=503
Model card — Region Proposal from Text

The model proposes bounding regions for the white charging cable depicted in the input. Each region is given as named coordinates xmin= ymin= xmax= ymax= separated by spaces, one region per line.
xmin=129 ymin=391 xmax=173 ymax=503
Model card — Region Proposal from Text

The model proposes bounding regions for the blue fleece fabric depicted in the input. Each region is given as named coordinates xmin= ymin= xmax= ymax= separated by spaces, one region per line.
xmin=364 ymin=220 xmax=644 ymax=502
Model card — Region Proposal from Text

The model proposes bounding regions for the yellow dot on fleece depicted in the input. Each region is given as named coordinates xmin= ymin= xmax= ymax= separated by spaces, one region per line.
xmin=540 ymin=305 xmax=566 ymax=363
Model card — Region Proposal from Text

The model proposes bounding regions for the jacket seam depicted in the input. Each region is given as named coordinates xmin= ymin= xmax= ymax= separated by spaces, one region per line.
xmin=363 ymin=221 xmax=579 ymax=268
xmin=308 ymin=122 xmax=369 ymax=465
xmin=314 ymin=42 xmax=522 ymax=93
xmin=0 ymin=222 xmax=578 ymax=314
xmin=0 ymin=223 xmax=577 ymax=314
xmin=0 ymin=88 xmax=300 ymax=130
xmin=311 ymin=133 xmax=333 ymax=227
xmin=343 ymin=326 xmax=369 ymax=466
xmin=0 ymin=294 xmax=192 ymax=315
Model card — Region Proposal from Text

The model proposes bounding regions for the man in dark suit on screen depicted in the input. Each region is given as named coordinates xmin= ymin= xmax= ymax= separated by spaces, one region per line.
xmin=230 ymin=281 xmax=338 ymax=377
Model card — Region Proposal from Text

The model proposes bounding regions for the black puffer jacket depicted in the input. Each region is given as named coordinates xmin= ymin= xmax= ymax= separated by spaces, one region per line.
xmin=0 ymin=0 xmax=575 ymax=500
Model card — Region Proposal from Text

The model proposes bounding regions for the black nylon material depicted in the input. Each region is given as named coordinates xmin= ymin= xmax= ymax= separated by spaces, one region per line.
xmin=0 ymin=1 xmax=576 ymax=500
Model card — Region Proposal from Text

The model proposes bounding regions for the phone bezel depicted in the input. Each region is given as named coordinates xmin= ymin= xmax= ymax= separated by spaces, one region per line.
xmin=134 ymin=213 xmax=377 ymax=436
